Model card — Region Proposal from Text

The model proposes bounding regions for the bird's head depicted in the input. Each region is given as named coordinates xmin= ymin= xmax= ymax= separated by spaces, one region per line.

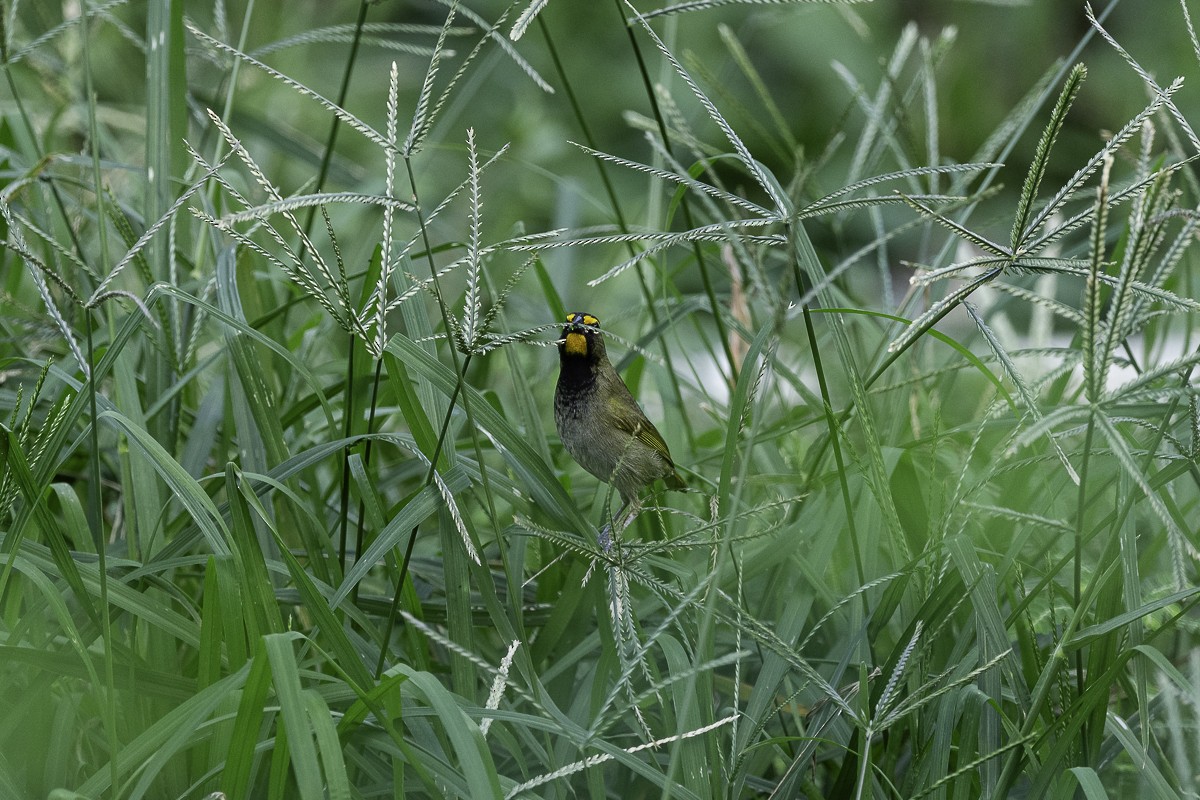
xmin=558 ymin=312 xmax=605 ymax=362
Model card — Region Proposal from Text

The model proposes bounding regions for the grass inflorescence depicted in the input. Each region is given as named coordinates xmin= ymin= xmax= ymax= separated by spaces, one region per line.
xmin=0 ymin=0 xmax=1198 ymax=797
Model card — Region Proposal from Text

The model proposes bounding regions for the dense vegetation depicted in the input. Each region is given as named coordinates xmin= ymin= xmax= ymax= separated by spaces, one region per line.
xmin=1 ymin=0 xmax=1198 ymax=797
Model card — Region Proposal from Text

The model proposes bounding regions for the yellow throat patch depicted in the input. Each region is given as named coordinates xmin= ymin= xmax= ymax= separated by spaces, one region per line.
xmin=565 ymin=331 xmax=588 ymax=356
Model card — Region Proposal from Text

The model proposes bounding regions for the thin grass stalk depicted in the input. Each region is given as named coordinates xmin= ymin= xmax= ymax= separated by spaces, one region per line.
xmin=80 ymin=13 xmax=109 ymax=306
xmin=1101 ymin=363 xmax=1198 ymax=565
xmin=85 ymin=316 xmax=121 ymax=798
xmin=351 ymin=356 xmax=385 ymax=605
xmin=991 ymin=522 xmax=1130 ymax=797
xmin=0 ymin=21 xmax=41 ymax=155
xmin=46 ymin=179 xmax=92 ymax=279
xmin=77 ymin=7 xmax=124 ymax=794
xmin=1072 ymin=416 xmax=1097 ymax=761
xmin=445 ymin=130 xmax=528 ymax=577
xmin=667 ymin=320 xmax=774 ymax=795
xmin=696 ymin=325 xmax=778 ymax=792
xmin=459 ymin=375 xmax=502 ymax=566
xmin=535 ymin=12 xmax=695 ymax=448
xmin=374 ymin=352 xmax=471 ymax=679
xmin=298 ymin=0 xmax=371 ymax=256
xmin=375 ymin=153 xmax=478 ymax=678
xmin=144 ymin=0 xmax=186 ymax=453
xmin=338 ymin=337 xmax=357 ymax=572
xmin=1070 ymin=154 xmax=1118 ymax=767
xmin=1114 ymin=470 xmax=1150 ymax=758
xmin=798 ymin=281 xmax=867 ymax=615
xmin=199 ymin=0 xmax=258 ymax=271
xmin=343 ymin=44 xmax=399 ymax=591
xmin=611 ymin=0 xmax=739 ymax=386
xmin=798 ymin=268 xmax=1002 ymax=523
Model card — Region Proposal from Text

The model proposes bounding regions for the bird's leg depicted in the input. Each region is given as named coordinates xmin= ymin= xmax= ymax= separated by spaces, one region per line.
xmin=597 ymin=503 xmax=623 ymax=553
xmin=597 ymin=497 xmax=640 ymax=553
xmin=597 ymin=488 xmax=619 ymax=552
xmin=617 ymin=497 xmax=641 ymax=529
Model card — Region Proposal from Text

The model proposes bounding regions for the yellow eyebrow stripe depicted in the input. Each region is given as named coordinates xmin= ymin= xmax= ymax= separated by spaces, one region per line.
xmin=564 ymin=312 xmax=600 ymax=326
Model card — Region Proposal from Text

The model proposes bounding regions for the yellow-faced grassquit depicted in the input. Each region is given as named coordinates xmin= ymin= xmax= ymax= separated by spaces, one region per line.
xmin=554 ymin=312 xmax=686 ymax=514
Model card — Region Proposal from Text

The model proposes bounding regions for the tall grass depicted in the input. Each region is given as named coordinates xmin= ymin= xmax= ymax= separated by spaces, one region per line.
xmin=1 ymin=0 xmax=1198 ymax=797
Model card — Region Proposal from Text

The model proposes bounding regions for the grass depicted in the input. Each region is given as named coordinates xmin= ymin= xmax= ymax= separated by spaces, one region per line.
xmin=1 ymin=0 xmax=1199 ymax=797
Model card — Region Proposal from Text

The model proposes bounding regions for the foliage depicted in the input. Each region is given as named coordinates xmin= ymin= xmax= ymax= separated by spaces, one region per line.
xmin=1 ymin=0 xmax=1198 ymax=797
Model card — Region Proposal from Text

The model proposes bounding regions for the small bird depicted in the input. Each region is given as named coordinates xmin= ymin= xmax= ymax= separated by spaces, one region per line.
xmin=554 ymin=312 xmax=686 ymax=528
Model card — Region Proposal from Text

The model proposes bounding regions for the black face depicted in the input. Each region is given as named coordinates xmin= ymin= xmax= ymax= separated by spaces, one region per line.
xmin=559 ymin=312 xmax=601 ymax=360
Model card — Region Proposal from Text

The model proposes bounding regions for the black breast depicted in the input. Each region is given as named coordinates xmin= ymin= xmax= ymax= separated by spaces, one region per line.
xmin=555 ymin=357 xmax=597 ymax=419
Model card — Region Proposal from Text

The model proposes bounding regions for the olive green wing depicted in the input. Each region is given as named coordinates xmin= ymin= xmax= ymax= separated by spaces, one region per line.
xmin=603 ymin=394 xmax=670 ymax=456
xmin=634 ymin=416 xmax=686 ymax=490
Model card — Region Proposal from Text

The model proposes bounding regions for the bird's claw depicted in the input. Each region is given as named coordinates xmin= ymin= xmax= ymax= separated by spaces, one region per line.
xmin=597 ymin=523 xmax=613 ymax=552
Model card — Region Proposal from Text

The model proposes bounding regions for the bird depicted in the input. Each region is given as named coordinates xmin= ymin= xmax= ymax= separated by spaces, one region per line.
xmin=554 ymin=312 xmax=685 ymax=545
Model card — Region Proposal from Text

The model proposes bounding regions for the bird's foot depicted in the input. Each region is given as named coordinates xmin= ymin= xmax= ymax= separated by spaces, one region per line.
xmin=597 ymin=523 xmax=613 ymax=552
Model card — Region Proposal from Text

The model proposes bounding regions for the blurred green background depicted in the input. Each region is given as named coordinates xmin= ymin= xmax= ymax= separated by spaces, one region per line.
xmin=12 ymin=0 xmax=1181 ymax=314
xmin=3 ymin=1 xmax=1198 ymax=796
